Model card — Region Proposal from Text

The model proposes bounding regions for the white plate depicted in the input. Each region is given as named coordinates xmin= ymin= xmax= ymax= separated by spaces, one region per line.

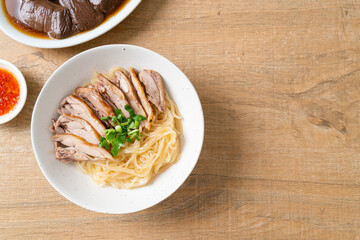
xmin=31 ymin=44 xmax=204 ymax=214
xmin=0 ymin=0 xmax=141 ymax=48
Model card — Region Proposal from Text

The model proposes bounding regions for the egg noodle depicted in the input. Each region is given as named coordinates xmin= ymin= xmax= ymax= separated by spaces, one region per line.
xmin=75 ymin=92 xmax=182 ymax=189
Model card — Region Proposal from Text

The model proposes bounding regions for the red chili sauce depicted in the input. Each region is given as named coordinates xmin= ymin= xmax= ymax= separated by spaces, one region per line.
xmin=0 ymin=69 xmax=20 ymax=116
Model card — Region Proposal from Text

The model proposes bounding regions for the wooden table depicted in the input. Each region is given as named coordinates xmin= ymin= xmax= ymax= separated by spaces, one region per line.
xmin=1 ymin=0 xmax=360 ymax=239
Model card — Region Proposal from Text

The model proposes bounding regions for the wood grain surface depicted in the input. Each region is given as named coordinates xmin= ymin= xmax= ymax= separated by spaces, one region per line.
xmin=1 ymin=0 xmax=360 ymax=239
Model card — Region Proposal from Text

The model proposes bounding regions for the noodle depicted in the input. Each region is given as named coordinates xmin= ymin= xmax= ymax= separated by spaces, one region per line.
xmin=75 ymin=92 xmax=182 ymax=189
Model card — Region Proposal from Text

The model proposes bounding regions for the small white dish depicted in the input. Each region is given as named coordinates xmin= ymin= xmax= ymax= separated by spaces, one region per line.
xmin=31 ymin=44 xmax=204 ymax=214
xmin=0 ymin=59 xmax=27 ymax=124
xmin=0 ymin=0 xmax=141 ymax=49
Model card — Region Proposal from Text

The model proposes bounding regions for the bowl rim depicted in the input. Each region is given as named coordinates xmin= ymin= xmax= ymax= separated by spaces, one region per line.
xmin=31 ymin=44 xmax=205 ymax=214
xmin=0 ymin=0 xmax=142 ymax=49
xmin=0 ymin=59 xmax=27 ymax=124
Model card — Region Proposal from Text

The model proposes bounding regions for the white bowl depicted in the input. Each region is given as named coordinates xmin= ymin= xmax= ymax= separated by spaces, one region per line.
xmin=0 ymin=59 xmax=27 ymax=124
xmin=0 ymin=0 xmax=141 ymax=48
xmin=31 ymin=44 xmax=204 ymax=214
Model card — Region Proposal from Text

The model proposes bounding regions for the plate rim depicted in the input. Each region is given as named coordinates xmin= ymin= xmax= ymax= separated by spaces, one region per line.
xmin=30 ymin=44 xmax=205 ymax=214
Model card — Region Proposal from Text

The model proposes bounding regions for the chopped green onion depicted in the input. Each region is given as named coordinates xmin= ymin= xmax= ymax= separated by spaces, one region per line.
xmin=129 ymin=121 xmax=136 ymax=129
xmin=99 ymin=137 xmax=110 ymax=150
xmin=98 ymin=105 xmax=147 ymax=156
xmin=105 ymin=129 xmax=116 ymax=134
xmin=133 ymin=115 xmax=147 ymax=122
xmin=114 ymin=108 xmax=122 ymax=116
xmin=128 ymin=129 xmax=139 ymax=135
xmin=125 ymin=104 xmax=135 ymax=117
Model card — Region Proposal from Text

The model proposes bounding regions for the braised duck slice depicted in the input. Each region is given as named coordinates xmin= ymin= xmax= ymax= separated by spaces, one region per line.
xmin=94 ymin=74 xmax=130 ymax=118
xmin=59 ymin=0 xmax=104 ymax=32
xmin=58 ymin=95 xmax=106 ymax=137
xmin=112 ymin=70 xmax=147 ymax=119
xmin=139 ymin=70 xmax=166 ymax=112
xmin=50 ymin=114 xmax=100 ymax=145
xmin=74 ymin=86 xmax=115 ymax=128
xmin=20 ymin=0 xmax=73 ymax=39
xmin=129 ymin=67 xmax=154 ymax=130
xmin=52 ymin=134 xmax=113 ymax=162
xmin=89 ymin=0 xmax=118 ymax=13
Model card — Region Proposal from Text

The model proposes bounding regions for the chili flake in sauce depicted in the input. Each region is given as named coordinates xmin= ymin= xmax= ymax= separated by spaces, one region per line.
xmin=0 ymin=68 xmax=20 ymax=116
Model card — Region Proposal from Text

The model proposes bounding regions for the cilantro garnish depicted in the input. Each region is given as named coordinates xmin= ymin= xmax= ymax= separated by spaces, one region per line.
xmin=98 ymin=104 xmax=146 ymax=157
xmin=100 ymin=116 xmax=110 ymax=121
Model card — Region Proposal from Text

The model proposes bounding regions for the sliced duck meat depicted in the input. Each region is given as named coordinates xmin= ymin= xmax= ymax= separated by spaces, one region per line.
xmin=129 ymin=67 xmax=154 ymax=130
xmin=58 ymin=95 xmax=106 ymax=137
xmin=50 ymin=114 xmax=100 ymax=145
xmin=52 ymin=134 xmax=113 ymax=162
xmin=59 ymin=0 xmax=104 ymax=32
xmin=89 ymin=0 xmax=118 ymax=13
xmin=94 ymin=74 xmax=130 ymax=118
xmin=20 ymin=0 xmax=73 ymax=39
xmin=139 ymin=70 xmax=166 ymax=112
xmin=112 ymin=70 xmax=147 ymax=119
xmin=74 ymin=86 xmax=115 ymax=128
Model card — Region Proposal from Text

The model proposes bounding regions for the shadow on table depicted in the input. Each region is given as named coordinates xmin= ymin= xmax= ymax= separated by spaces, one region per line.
xmin=148 ymin=100 xmax=241 ymax=222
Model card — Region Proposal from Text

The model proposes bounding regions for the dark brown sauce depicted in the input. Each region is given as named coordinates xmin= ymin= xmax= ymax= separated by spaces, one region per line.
xmin=104 ymin=0 xmax=130 ymax=24
xmin=2 ymin=0 xmax=130 ymax=39
xmin=3 ymin=0 xmax=48 ymax=38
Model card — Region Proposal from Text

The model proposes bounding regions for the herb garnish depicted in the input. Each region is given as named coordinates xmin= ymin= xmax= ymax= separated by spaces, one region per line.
xmin=99 ymin=104 xmax=147 ymax=157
